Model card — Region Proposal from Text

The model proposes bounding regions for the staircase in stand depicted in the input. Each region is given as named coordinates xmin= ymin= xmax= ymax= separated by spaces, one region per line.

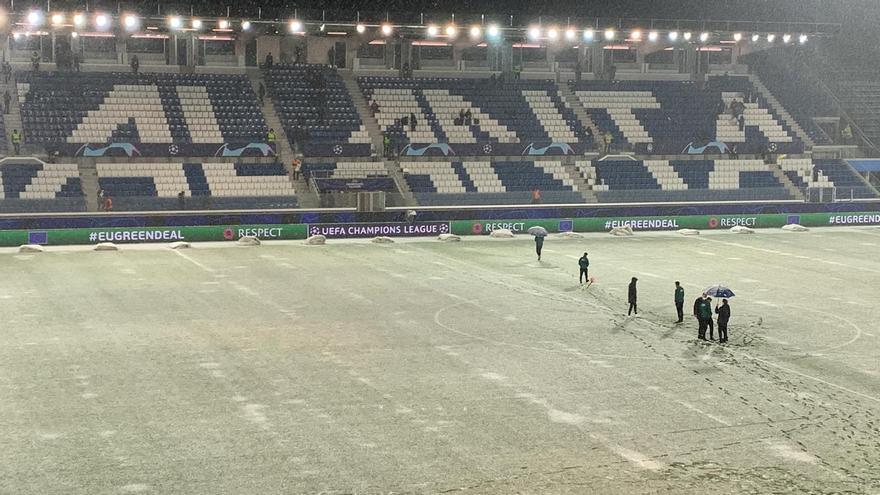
xmin=248 ymin=71 xmax=318 ymax=208
xmin=747 ymin=73 xmax=815 ymax=149
xmin=340 ymin=71 xmax=383 ymax=155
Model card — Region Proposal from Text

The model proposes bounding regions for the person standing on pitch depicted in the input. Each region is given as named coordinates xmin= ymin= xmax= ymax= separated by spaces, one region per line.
xmin=534 ymin=235 xmax=544 ymax=261
xmin=697 ymin=296 xmax=712 ymax=340
xmin=694 ymin=293 xmax=707 ymax=339
xmin=706 ymin=297 xmax=715 ymax=339
xmin=627 ymin=277 xmax=638 ymax=315
xmin=674 ymin=281 xmax=685 ymax=323
xmin=578 ymin=252 xmax=590 ymax=284
xmin=715 ymin=299 xmax=731 ymax=343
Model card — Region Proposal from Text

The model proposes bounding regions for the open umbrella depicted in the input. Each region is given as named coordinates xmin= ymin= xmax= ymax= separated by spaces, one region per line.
xmin=527 ymin=226 xmax=548 ymax=237
xmin=703 ymin=285 xmax=735 ymax=298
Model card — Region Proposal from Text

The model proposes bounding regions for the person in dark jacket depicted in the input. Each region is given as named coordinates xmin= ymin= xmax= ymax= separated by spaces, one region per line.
xmin=674 ymin=281 xmax=685 ymax=323
xmin=578 ymin=252 xmax=590 ymax=284
xmin=697 ymin=296 xmax=713 ymax=340
xmin=694 ymin=294 xmax=708 ymax=339
xmin=627 ymin=277 xmax=638 ymax=315
xmin=715 ymin=299 xmax=731 ymax=343
xmin=705 ymin=297 xmax=715 ymax=339
xmin=534 ymin=235 xmax=544 ymax=261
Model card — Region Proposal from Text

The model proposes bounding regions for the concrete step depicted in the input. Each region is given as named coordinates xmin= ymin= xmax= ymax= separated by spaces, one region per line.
xmin=559 ymin=83 xmax=600 ymax=140
xmin=77 ymin=162 xmax=100 ymax=212
xmin=768 ymin=163 xmax=805 ymax=201
xmin=383 ymin=159 xmax=416 ymax=206
xmin=563 ymin=161 xmax=598 ymax=203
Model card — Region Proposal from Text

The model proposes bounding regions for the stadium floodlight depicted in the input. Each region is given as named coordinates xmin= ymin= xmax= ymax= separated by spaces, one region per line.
xmin=381 ymin=23 xmax=393 ymax=36
xmin=191 ymin=18 xmax=203 ymax=29
xmin=426 ymin=25 xmax=439 ymax=37
xmin=168 ymin=16 xmax=183 ymax=29
xmin=630 ymin=30 xmax=641 ymax=41
xmin=241 ymin=20 xmax=252 ymax=31
xmin=547 ymin=27 xmax=558 ymax=40
xmin=668 ymin=31 xmax=679 ymax=41
xmin=683 ymin=31 xmax=692 ymax=41
xmin=604 ymin=28 xmax=615 ymax=40
xmin=799 ymin=34 xmax=808 ymax=44
xmin=27 ymin=10 xmax=43 ymax=27
xmin=218 ymin=19 xmax=230 ymax=30
xmin=782 ymin=33 xmax=791 ymax=44
xmin=648 ymin=31 xmax=658 ymax=42
xmin=95 ymin=13 xmax=110 ymax=29
xmin=355 ymin=23 xmax=365 ymax=34
xmin=751 ymin=33 xmax=760 ymax=42
xmin=123 ymin=14 xmax=139 ymax=30
xmin=528 ymin=27 xmax=541 ymax=41
xmin=583 ymin=29 xmax=594 ymax=41
xmin=699 ymin=32 xmax=709 ymax=42
xmin=51 ymin=13 xmax=64 ymax=26
xmin=71 ymin=31 xmax=78 ymax=38
xmin=288 ymin=19 xmax=302 ymax=33
xmin=487 ymin=24 xmax=500 ymax=39
xmin=733 ymin=32 xmax=742 ymax=42
xmin=767 ymin=33 xmax=775 ymax=42
xmin=73 ymin=13 xmax=85 ymax=28
xmin=565 ymin=28 xmax=576 ymax=41
xmin=445 ymin=24 xmax=457 ymax=38
xmin=470 ymin=25 xmax=481 ymax=39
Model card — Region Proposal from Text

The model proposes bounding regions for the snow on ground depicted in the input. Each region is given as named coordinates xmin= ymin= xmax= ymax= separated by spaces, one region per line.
xmin=1 ymin=227 xmax=879 ymax=494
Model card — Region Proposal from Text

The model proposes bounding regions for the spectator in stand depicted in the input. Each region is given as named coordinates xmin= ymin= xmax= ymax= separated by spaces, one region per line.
xmin=731 ymin=99 xmax=745 ymax=119
xmin=458 ymin=108 xmax=466 ymax=125
xmin=383 ymin=134 xmax=391 ymax=157
xmin=264 ymin=52 xmax=274 ymax=70
xmin=464 ymin=109 xmax=472 ymax=126
xmin=370 ymin=100 xmax=380 ymax=115
xmin=267 ymin=128 xmax=276 ymax=144
xmin=2 ymin=61 xmax=11 ymax=83
xmin=31 ymin=51 xmax=40 ymax=72
xmin=716 ymin=99 xmax=726 ymax=116
xmin=737 ymin=114 xmax=745 ymax=132
xmin=585 ymin=127 xmax=594 ymax=149
xmin=409 ymin=112 xmax=417 ymax=132
xmin=97 ymin=189 xmax=105 ymax=210
xmin=103 ymin=195 xmax=113 ymax=211
xmin=130 ymin=55 xmax=139 ymax=75
xmin=601 ymin=131 xmax=613 ymax=155
xmin=291 ymin=157 xmax=302 ymax=180
xmin=11 ymin=129 xmax=21 ymax=154
xmin=257 ymin=82 xmax=266 ymax=104
xmin=3 ymin=90 xmax=10 ymax=115
xmin=841 ymin=124 xmax=853 ymax=145
xmin=177 ymin=190 xmax=186 ymax=209
xmin=531 ymin=187 xmax=541 ymax=204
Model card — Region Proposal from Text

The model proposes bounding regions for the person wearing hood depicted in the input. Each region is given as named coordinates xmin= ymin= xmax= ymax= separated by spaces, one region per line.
xmin=627 ymin=277 xmax=638 ymax=315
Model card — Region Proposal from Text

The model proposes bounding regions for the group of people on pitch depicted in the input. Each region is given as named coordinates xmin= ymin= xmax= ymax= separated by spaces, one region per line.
xmin=676 ymin=282 xmax=732 ymax=343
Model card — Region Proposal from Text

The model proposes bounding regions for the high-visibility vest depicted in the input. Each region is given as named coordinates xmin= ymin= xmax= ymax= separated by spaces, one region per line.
xmin=11 ymin=131 xmax=21 ymax=143
xmin=267 ymin=131 xmax=276 ymax=142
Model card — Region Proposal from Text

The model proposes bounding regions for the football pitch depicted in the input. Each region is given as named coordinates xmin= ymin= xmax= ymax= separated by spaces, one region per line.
xmin=1 ymin=227 xmax=879 ymax=494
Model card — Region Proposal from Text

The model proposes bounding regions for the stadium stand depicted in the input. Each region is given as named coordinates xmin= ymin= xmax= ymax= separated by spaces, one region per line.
xmin=570 ymin=78 xmax=804 ymax=154
xmin=811 ymin=159 xmax=878 ymax=198
xmin=742 ymin=50 xmax=835 ymax=145
xmin=358 ymin=77 xmax=591 ymax=151
xmin=0 ymin=160 xmax=85 ymax=212
xmin=17 ymin=72 xmax=267 ymax=145
xmin=400 ymin=159 xmax=583 ymax=205
xmin=577 ymin=158 xmax=795 ymax=202
xmin=264 ymin=64 xmax=371 ymax=152
xmin=97 ymin=162 xmax=297 ymax=210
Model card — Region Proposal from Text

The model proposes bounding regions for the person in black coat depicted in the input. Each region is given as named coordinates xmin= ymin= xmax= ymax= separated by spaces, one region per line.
xmin=694 ymin=294 xmax=706 ymax=339
xmin=578 ymin=252 xmax=590 ymax=284
xmin=534 ymin=235 xmax=544 ymax=261
xmin=715 ymin=299 xmax=731 ymax=343
xmin=706 ymin=297 xmax=715 ymax=339
xmin=627 ymin=277 xmax=638 ymax=315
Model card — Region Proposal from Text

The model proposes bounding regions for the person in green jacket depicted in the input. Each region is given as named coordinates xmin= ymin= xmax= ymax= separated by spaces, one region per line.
xmin=697 ymin=296 xmax=713 ymax=340
xmin=674 ymin=281 xmax=685 ymax=323
xmin=383 ymin=134 xmax=391 ymax=157
xmin=578 ymin=252 xmax=590 ymax=285
xmin=11 ymin=129 xmax=21 ymax=154
xmin=267 ymin=128 xmax=276 ymax=143
xmin=601 ymin=131 xmax=613 ymax=155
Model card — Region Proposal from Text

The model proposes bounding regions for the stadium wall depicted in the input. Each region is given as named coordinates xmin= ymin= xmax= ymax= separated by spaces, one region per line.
xmin=3 ymin=203 xmax=880 ymax=246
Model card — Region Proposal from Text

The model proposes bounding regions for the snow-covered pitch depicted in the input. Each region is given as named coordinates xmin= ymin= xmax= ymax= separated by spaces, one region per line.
xmin=1 ymin=227 xmax=879 ymax=494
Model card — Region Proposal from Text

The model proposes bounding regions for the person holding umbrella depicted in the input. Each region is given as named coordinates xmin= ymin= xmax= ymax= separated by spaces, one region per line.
xmin=715 ymin=299 xmax=731 ymax=343
xmin=578 ymin=252 xmax=590 ymax=285
xmin=703 ymin=285 xmax=735 ymax=342
xmin=528 ymin=226 xmax=548 ymax=261
xmin=627 ymin=277 xmax=638 ymax=316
